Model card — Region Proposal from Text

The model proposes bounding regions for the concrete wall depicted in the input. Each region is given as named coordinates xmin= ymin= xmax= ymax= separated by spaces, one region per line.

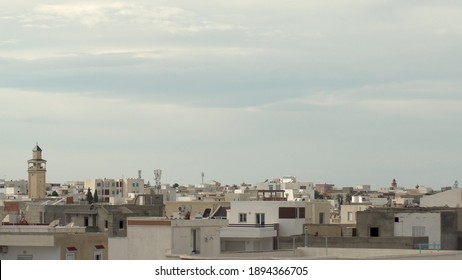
xmin=304 ymin=236 xmax=428 ymax=249
xmin=340 ymin=204 xmax=369 ymax=224
xmin=165 ymin=201 xmax=230 ymax=219
xmin=229 ymin=201 xmax=305 ymax=236
xmin=126 ymin=219 xmax=172 ymax=259
xmin=170 ymin=219 xmax=227 ymax=257
xmin=294 ymin=245 xmax=452 ymax=259
xmin=54 ymin=232 xmax=108 ymax=260
xmin=108 ymin=237 xmax=128 ymax=259
xmin=305 ymin=201 xmax=331 ymax=224
xmin=420 ymin=189 xmax=462 ymax=207
xmin=0 ymin=246 xmax=60 ymax=260
xmin=441 ymin=211 xmax=458 ymax=250
xmin=357 ymin=211 xmax=395 ymax=237
xmin=394 ymin=212 xmax=441 ymax=245
xmin=220 ymin=237 xmax=274 ymax=252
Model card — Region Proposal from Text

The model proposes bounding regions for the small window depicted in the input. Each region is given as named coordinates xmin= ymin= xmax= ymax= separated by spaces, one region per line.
xmin=370 ymin=227 xmax=379 ymax=237
xmin=119 ymin=220 xmax=124 ymax=229
xmin=347 ymin=212 xmax=354 ymax=221
xmin=66 ymin=247 xmax=77 ymax=260
xmin=94 ymin=251 xmax=103 ymax=260
xmin=105 ymin=220 xmax=108 ymax=229
xmin=279 ymin=207 xmax=297 ymax=219
xmin=394 ymin=217 xmax=400 ymax=223
xmin=239 ymin=213 xmax=247 ymax=223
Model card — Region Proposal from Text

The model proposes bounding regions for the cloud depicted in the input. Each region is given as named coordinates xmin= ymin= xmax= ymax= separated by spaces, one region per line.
xmin=8 ymin=2 xmax=244 ymax=33
xmin=0 ymin=39 xmax=17 ymax=46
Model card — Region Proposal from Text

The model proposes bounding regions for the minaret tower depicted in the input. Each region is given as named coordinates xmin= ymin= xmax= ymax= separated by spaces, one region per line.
xmin=28 ymin=143 xmax=47 ymax=199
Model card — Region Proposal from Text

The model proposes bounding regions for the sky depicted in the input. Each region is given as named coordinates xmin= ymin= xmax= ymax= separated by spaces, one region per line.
xmin=1 ymin=0 xmax=461 ymax=189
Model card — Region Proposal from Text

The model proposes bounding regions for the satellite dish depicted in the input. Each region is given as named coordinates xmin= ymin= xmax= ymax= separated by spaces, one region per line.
xmin=48 ymin=219 xmax=60 ymax=227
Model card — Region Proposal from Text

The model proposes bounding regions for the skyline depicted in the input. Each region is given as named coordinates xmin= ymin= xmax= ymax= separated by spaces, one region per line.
xmin=1 ymin=1 xmax=461 ymax=188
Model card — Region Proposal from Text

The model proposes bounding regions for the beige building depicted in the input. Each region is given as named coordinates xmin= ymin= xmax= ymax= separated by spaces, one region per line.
xmin=340 ymin=204 xmax=370 ymax=224
xmin=305 ymin=200 xmax=331 ymax=224
xmin=109 ymin=217 xmax=227 ymax=259
xmin=27 ymin=144 xmax=46 ymax=199
xmin=0 ymin=225 xmax=108 ymax=260
xmin=84 ymin=178 xmax=144 ymax=202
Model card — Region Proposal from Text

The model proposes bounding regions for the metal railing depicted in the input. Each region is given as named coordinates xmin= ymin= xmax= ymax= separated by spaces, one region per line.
xmin=416 ymin=243 xmax=441 ymax=254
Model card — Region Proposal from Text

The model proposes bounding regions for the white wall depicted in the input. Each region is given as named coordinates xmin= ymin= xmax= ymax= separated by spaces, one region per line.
xmin=0 ymin=246 xmax=60 ymax=260
xmin=127 ymin=224 xmax=172 ymax=259
xmin=229 ymin=201 xmax=305 ymax=236
xmin=394 ymin=212 xmax=441 ymax=246
xmin=420 ymin=189 xmax=462 ymax=207
xmin=108 ymin=237 xmax=128 ymax=260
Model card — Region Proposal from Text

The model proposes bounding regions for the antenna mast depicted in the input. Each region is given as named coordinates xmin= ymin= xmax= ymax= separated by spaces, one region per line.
xmin=154 ymin=169 xmax=162 ymax=193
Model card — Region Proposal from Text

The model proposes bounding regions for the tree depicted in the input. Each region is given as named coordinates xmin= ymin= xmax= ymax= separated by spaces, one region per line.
xmin=336 ymin=194 xmax=343 ymax=206
xmin=172 ymin=183 xmax=179 ymax=188
xmin=345 ymin=193 xmax=352 ymax=205
xmin=86 ymin=188 xmax=93 ymax=204
xmin=314 ymin=190 xmax=324 ymax=199
xmin=93 ymin=190 xmax=99 ymax=203
xmin=51 ymin=190 xmax=59 ymax=197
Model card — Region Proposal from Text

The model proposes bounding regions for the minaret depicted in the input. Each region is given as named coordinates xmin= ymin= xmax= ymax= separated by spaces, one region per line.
xmin=391 ymin=178 xmax=397 ymax=190
xmin=28 ymin=143 xmax=47 ymax=199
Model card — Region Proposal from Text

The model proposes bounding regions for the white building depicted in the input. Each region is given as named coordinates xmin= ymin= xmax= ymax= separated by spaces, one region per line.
xmin=393 ymin=212 xmax=442 ymax=247
xmin=84 ymin=178 xmax=144 ymax=202
xmin=109 ymin=217 xmax=227 ymax=259
xmin=420 ymin=188 xmax=462 ymax=207
xmin=340 ymin=204 xmax=370 ymax=224
xmin=220 ymin=201 xmax=306 ymax=252
xmin=4 ymin=180 xmax=28 ymax=197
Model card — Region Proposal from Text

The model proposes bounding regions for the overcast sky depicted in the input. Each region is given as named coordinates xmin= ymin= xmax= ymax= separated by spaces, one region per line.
xmin=1 ymin=0 xmax=461 ymax=188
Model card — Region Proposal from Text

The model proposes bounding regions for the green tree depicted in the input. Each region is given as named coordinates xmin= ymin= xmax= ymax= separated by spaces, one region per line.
xmin=93 ymin=190 xmax=99 ymax=203
xmin=51 ymin=190 xmax=59 ymax=197
xmin=86 ymin=188 xmax=93 ymax=204
xmin=172 ymin=183 xmax=179 ymax=188
xmin=314 ymin=190 xmax=324 ymax=199
xmin=345 ymin=193 xmax=352 ymax=204
xmin=336 ymin=194 xmax=343 ymax=205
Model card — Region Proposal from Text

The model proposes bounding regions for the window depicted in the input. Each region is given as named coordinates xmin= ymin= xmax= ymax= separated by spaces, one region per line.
xmin=105 ymin=220 xmax=108 ymax=229
xmin=119 ymin=220 xmax=124 ymax=229
xmin=394 ymin=217 xmax=400 ymax=223
xmin=66 ymin=247 xmax=77 ymax=260
xmin=319 ymin=212 xmax=325 ymax=224
xmin=191 ymin=229 xmax=200 ymax=254
xmin=370 ymin=227 xmax=379 ymax=237
xmin=279 ymin=207 xmax=297 ymax=219
xmin=84 ymin=216 xmax=89 ymax=227
xmin=256 ymin=213 xmax=265 ymax=225
xmin=97 ymin=183 xmax=101 ymax=187
xmin=298 ymin=207 xmax=305 ymax=219
xmin=347 ymin=212 xmax=354 ymax=221
xmin=239 ymin=213 xmax=247 ymax=223
xmin=94 ymin=251 xmax=103 ymax=260
xmin=412 ymin=226 xmax=426 ymax=237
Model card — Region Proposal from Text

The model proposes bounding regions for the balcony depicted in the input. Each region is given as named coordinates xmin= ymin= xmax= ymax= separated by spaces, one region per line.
xmin=220 ymin=224 xmax=277 ymax=238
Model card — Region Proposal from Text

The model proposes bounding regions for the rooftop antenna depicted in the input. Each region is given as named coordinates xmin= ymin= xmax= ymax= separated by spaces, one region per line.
xmin=154 ymin=169 xmax=162 ymax=193
xmin=454 ymin=180 xmax=459 ymax=189
xmin=201 ymin=172 xmax=204 ymax=185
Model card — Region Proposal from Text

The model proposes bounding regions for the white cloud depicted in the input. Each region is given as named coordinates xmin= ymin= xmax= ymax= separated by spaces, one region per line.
xmin=7 ymin=3 xmax=244 ymax=33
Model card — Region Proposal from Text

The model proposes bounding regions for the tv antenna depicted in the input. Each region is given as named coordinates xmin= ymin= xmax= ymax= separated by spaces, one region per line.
xmin=154 ymin=169 xmax=162 ymax=193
